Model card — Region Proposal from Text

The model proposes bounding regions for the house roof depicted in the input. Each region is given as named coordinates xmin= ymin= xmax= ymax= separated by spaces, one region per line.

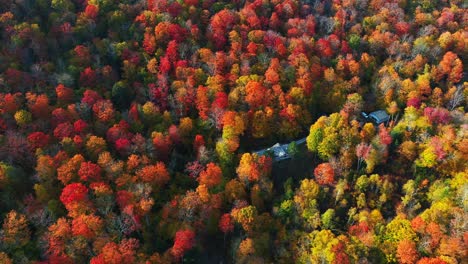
xmin=253 ymin=137 xmax=307 ymax=162
xmin=368 ymin=110 xmax=390 ymax=124
xmin=254 ymin=143 xmax=290 ymax=161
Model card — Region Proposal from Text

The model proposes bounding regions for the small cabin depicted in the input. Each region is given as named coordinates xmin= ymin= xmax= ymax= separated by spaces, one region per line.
xmin=253 ymin=137 xmax=307 ymax=162
xmin=361 ymin=110 xmax=390 ymax=125
xmin=254 ymin=143 xmax=290 ymax=162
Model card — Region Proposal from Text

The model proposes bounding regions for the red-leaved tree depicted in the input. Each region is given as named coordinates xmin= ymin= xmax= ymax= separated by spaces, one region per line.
xmin=171 ymin=229 xmax=195 ymax=260
xmin=314 ymin=163 xmax=335 ymax=185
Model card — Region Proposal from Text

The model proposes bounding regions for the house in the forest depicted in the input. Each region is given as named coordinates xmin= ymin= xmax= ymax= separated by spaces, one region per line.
xmin=254 ymin=137 xmax=307 ymax=162
xmin=361 ymin=110 xmax=390 ymax=125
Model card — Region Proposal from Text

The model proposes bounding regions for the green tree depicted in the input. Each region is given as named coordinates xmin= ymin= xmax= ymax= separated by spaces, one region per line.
xmin=321 ymin=209 xmax=336 ymax=229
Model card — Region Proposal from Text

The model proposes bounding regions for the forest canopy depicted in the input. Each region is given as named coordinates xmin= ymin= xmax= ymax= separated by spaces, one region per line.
xmin=0 ymin=0 xmax=466 ymax=263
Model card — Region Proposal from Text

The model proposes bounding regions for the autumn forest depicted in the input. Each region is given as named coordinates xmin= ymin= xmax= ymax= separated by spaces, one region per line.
xmin=0 ymin=0 xmax=466 ymax=263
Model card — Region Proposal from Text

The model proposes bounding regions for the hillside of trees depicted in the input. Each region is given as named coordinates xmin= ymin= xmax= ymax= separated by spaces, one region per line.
xmin=0 ymin=0 xmax=466 ymax=263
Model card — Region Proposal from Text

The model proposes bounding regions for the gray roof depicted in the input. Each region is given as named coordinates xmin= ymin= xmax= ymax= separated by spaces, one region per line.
xmin=368 ymin=110 xmax=390 ymax=124
xmin=254 ymin=143 xmax=290 ymax=161
xmin=253 ymin=137 xmax=307 ymax=162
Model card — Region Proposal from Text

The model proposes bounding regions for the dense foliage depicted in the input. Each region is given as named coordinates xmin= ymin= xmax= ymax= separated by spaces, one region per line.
xmin=0 ymin=0 xmax=466 ymax=263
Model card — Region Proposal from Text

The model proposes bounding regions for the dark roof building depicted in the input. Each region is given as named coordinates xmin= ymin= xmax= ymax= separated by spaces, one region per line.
xmin=361 ymin=110 xmax=390 ymax=125
xmin=253 ymin=137 xmax=307 ymax=162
